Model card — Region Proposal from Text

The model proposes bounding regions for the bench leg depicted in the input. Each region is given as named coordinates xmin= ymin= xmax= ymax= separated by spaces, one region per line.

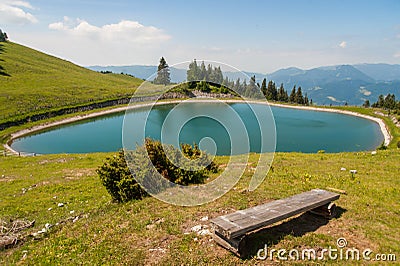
xmin=309 ymin=202 xmax=337 ymax=219
xmin=212 ymin=231 xmax=246 ymax=257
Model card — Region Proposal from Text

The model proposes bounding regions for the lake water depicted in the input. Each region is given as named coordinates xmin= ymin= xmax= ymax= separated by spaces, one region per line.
xmin=10 ymin=102 xmax=384 ymax=154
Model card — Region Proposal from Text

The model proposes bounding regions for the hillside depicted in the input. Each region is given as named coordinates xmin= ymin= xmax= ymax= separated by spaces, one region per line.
xmin=0 ymin=42 xmax=142 ymax=124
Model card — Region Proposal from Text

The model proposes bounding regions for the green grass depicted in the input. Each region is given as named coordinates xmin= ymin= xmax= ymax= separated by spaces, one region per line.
xmin=0 ymin=42 xmax=143 ymax=123
xmin=0 ymin=41 xmax=399 ymax=264
xmin=0 ymin=150 xmax=399 ymax=264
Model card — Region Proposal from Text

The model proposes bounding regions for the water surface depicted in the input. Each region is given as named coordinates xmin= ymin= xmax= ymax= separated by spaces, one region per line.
xmin=10 ymin=103 xmax=384 ymax=154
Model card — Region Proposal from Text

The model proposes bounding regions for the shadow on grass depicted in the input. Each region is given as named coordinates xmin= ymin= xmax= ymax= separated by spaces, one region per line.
xmin=239 ymin=206 xmax=347 ymax=258
xmin=0 ymin=43 xmax=10 ymax=77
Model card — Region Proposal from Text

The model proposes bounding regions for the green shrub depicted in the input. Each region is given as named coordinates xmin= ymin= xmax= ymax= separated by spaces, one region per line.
xmin=397 ymin=141 xmax=400 ymax=149
xmin=139 ymin=138 xmax=217 ymax=185
xmin=97 ymin=150 xmax=147 ymax=202
xmin=97 ymin=138 xmax=218 ymax=202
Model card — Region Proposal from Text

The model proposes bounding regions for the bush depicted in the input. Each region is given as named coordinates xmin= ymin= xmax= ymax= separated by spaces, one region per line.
xmin=97 ymin=138 xmax=218 ymax=202
xmin=97 ymin=150 xmax=147 ymax=202
xmin=397 ymin=141 xmax=400 ymax=149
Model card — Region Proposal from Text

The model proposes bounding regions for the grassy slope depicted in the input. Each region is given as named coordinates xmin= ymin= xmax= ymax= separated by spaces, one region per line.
xmin=0 ymin=151 xmax=399 ymax=264
xmin=0 ymin=42 xmax=142 ymax=123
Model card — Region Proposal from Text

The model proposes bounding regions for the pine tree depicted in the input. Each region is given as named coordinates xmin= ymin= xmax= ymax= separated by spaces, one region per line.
xmin=265 ymin=81 xmax=277 ymax=101
xmin=199 ymin=61 xmax=207 ymax=80
xmin=384 ymin=94 xmax=396 ymax=110
xmin=206 ymin=64 xmax=213 ymax=81
xmin=234 ymin=78 xmax=241 ymax=93
xmin=187 ymin=59 xmax=199 ymax=81
xmin=295 ymin=87 xmax=304 ymax=104
xmin=261 ymin=78 xmax=267 ymax=97
xmin=304 ymin=93 xmax=309 ymax=106
xmin=289 ymin=86 xmax=296 ymax=103
xmin=277 ymin=83 xmax=289 ymax=102
xmin=214 ymin=66 xmax=223 ymax=84
xmin=222 ymin=76 xmax=229 ymax=87
xmin=375 ymin=95 xmax=385 ymax=108
xmin=363 ymin=100 xmax=370 ymax=108
xmin=154 ymin=57 xmax=170 ymax=85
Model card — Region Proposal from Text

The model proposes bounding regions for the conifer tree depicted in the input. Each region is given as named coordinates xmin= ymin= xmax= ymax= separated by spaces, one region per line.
xmin=296 ymin=87 xmax=304 ymax=104
xmin=154 ymin=57 xmax=170 ymax=85
xmin=187 ymin=59 xmax=199 ymax=81
xmin=289 ymin=86 xmax=296 ymax=103
xmin=261 ymin=78 xmax=267 ymax=97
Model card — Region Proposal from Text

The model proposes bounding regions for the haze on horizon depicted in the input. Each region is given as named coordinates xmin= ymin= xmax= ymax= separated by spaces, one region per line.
xmin=1 ymin=0 xmax=399 ymax=73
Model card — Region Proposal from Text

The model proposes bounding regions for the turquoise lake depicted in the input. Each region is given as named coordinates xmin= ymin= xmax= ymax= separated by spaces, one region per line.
xmin=10 ymin=103 xmax=384 ymax=155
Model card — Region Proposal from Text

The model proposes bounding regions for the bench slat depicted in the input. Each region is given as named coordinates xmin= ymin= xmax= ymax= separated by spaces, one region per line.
xmin=211 ymin=189 xmax=339 ymax=239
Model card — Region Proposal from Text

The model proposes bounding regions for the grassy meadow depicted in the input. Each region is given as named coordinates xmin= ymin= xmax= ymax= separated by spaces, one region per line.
xmin=0 ymin=150 xmax=399 ymax=264
xmin=0 ymin=42 xmax=399 ymax=264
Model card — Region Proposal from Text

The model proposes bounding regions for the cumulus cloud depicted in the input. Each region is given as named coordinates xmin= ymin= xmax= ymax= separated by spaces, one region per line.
xmin=49 ymin=17 xmax=171 ymax=43
xmin=0 ymin=0 xmax=37 ymax=24
xmin=339 ymin=41 xmax=347 ymax=48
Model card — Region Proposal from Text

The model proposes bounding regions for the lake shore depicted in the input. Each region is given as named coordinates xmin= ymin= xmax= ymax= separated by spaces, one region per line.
xmin=4 ymin=99 xmax=392 ymax=154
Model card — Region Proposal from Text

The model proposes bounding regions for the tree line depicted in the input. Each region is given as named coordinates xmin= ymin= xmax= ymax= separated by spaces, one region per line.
xmin=154 ymin=58 xmax=312 ymax=105
xmin=186 ymin=59 xmax=311 ymax=105
xmin=366 ymin=94 xmax=400 ymax=113
xmin=261 ymin=79 xmax=310 ymax=105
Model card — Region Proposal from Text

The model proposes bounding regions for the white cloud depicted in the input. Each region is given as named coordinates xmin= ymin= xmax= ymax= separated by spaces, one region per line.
xmin=394 ymin=52 xmax=400 ymax=58
xmin=49 ymin=17 xmax=171 ymax=43
xmin=0 ymin=0 xmax=37 ymax=24
xmin=339 ymin=41 xmax=347 ymax=48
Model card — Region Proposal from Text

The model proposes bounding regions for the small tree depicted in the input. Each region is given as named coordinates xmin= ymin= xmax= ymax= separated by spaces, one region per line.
xmin=363 ymin=100 xmax=370 ymax=108
xmin=154 ymin=57 xmax=170 ymax=85
xmin=187 ymin=59 xmax=199 ymax=81
xmin=295 ymin=87 xmax=304 ymax=104
xmin=289 ymin=86 xmax=296 ymax=103
xmin=260 ymin=78 xmax=267 ymax=97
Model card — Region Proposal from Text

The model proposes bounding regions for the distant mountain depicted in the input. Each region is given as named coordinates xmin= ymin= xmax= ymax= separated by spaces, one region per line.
xmin=87 ymin=63 xmax=400 ymax=106
xmin=268 ymin=65 xmax=375 ymax=87
xmin=267 ymin=64 xmax=399 ymax=105
xmin=353 ymin=63 xmax=400 ymax=81
xmin=223 ymin=71 xmax=266 ymax=83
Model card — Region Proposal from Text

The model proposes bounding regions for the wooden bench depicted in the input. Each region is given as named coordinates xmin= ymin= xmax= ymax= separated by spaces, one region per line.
xmin=210 ymin=189 xmax=340 ymax=256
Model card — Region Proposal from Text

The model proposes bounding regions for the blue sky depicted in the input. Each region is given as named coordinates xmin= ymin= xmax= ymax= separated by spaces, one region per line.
xmin=1 ymin=0 xmax=399 ymax=72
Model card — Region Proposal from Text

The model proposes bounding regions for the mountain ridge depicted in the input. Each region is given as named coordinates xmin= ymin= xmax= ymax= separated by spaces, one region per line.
xmin=88 ymin=63 xmax=400 ymax=105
